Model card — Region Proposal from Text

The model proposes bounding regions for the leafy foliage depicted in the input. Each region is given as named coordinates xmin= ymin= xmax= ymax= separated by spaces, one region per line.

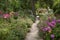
xmin=0 ymin=0 xmax=60 ymax=40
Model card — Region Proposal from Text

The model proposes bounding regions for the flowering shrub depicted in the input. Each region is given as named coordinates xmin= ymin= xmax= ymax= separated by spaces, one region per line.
xmin=40 ymin=18 xmax=60 ymax=40
xmin=0 ymin=11 xmax=33 ymax=40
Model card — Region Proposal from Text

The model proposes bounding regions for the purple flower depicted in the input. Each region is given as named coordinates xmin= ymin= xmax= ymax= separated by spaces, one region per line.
xmin=42 ymin=27 xmax=51 ymax=32
xmin=48 ymin=17 xmax=51 ymax=21
xmin=52 ymin=19 xmax=56 ymax=22
xmin=57 ymin=19 xmax=60 ymax=23
xmin=42 ymin=27 xmax=47 ymax=31
xmin=47 ymin=22 xmax=55 ymax=28
xmin=51 ymin=21 xmax=56 ymax=25
xmin=51 ymin=34 xmax=55 ymax=39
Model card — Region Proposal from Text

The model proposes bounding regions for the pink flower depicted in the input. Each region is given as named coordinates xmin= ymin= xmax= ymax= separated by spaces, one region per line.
xmin=3 ymin=14 xmax=10 ymax=18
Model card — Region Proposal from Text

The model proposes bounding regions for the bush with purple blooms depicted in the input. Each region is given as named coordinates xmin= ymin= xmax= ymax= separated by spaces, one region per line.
xmin=39 ymin=18 xmax=60 ymax=40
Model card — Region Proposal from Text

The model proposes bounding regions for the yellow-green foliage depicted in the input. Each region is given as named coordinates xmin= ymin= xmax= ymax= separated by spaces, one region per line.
xmin=0 ymin=16 xmax=33 ymax=40
xmin=53 ymin=0 xmax=60 ymax=14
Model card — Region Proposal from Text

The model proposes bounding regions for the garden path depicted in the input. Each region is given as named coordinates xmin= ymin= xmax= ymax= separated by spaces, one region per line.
xmin=25 ymin=16 xmax=43 ymax=40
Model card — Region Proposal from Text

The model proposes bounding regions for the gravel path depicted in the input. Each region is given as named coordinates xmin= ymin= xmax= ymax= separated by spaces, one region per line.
xmin=25 ymin=18 xmax=43 ymax=40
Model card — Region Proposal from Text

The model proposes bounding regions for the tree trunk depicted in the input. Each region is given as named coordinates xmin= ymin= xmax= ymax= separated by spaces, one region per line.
xmin=31 ymin=0 xmax=36 ymax=17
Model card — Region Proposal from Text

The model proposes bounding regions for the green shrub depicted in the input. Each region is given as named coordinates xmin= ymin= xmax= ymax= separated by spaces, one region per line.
xmin=0 ymin=15 xmax=33 ymax=40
